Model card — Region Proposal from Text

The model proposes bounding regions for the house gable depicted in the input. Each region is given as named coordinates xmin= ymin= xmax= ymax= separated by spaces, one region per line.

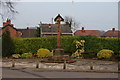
xmin=1 ymin=19 xmax=22 ymax=38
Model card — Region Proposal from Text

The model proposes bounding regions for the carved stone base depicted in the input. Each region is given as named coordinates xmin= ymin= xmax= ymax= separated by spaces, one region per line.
xmin=53 ymin=48 xmax=64 ymax=55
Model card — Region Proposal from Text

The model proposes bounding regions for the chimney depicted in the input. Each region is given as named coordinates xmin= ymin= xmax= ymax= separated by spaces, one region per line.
xmin=3 ymin=22 xmax=6 ymax=26
xmin=27 ymin=27 xmax=29 ymax=29
xmin=7 ymin=19 xmax=11 ymax=24
xmin=81 ymin=27 xmax=85 ymax=32
xmin=82 ymin=27 xmax=84 ymax=31
xmin=3 ymin=19 xmax=11 ymax=26
xmin=112 ymin=28 xmax=115 ymax=31
xmin=49 ymin=24 xmax=51 ymax=28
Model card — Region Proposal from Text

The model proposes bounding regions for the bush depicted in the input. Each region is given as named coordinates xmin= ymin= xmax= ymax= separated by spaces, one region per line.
xmin=71 ymin=40 xmax=85 ymax=58
xmin=36 ymin=48 xmax=51 ymax=58
xmin=12 ymin=54 xmax=21 ymax=59
xmin=21 ymin=52 xmax=33 ymax=58
xmin=97 ymin=49 xmax=114 ymax=59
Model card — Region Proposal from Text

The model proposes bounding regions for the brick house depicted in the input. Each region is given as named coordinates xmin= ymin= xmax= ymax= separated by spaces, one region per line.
xmin=74 ymin=27 xmax=101 ymax=37
xmin=40 ymin=24 xmax=73 ymax=37
xmin=102 ymin=28 xmax=120 ymax=38
xmin=1 ymin=19 xmax=22 ymax=38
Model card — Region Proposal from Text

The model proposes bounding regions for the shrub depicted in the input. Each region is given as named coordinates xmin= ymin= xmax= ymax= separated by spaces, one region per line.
xmin=36 ymin=48 xmax=51 ymax=58
xmin=21 ymin=52 xmax=33 ymax=58
xmin=12 ymin=54 xmax=21 ymax=59
xmin=97 ymin=49 xmax=114 ymax=59
xmin=71 ymin=40 xmax=85 ymax=58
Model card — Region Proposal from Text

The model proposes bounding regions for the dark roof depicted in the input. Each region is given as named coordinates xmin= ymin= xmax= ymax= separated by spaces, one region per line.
xmin=41 ymin=24 xmax=72 ymax=33
xmin=54 ymin=14 xmax=64 ymax=22
xmin=102 ymin=30 xmax=120 ymax=38
xmin=17 ymin=29 xmax=37 ymax=37
xmin=2 ymin=24 xmax=17 ymax=31
xmin=74 ymin=30 xmax=100 ymax=36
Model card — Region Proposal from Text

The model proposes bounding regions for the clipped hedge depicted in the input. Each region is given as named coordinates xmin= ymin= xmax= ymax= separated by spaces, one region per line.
xmin=12 ymin=36 xmax=120 ymax=55
xmin=13 ymin=37 xmax=57 ymax=54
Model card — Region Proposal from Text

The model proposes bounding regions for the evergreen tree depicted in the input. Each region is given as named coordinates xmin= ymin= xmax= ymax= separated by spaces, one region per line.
xmin=2 ymin=30 xmax=15 ymax=57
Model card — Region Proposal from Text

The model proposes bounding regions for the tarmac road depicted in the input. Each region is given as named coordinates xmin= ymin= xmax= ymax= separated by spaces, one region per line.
xmin=2 ymin=67 xmax=118 ymax=78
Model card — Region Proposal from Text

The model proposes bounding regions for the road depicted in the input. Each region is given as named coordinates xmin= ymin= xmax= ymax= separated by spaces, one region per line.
xmin=2 ymin=67 xmax=118 ymax=78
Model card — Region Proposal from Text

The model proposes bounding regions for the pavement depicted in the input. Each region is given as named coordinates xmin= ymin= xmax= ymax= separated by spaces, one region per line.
xmin=2 ymin=67 xmax=119 ymax=78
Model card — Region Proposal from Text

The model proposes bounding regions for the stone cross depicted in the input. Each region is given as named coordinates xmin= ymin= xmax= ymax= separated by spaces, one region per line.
xmin=54 ymin=14 xmax=64 ymax=48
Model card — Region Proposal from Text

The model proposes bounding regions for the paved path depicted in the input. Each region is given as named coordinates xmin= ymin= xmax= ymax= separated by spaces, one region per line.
xmin=2 ymin=67 xmax=119 ymax=78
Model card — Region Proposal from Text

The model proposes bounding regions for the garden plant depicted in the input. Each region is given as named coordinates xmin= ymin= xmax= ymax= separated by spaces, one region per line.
xmin=36 ymin=48 xmax=52 ymax=58
xmin=97 ymin=49 xmax=114 ymax=59
xmin=71 ymin=40 xmax=85 ymax=58
xmin=21 ymin=52 xmax=33 ymax=58
xmin=12 ymin=54 xmax=21 ymax=59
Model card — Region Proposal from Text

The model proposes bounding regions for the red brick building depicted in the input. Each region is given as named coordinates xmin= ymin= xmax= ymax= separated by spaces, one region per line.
xmin=1 ymin=19 xmax=22 ymax=38
xmin=74 ymin=27 xmax=101 ymax=37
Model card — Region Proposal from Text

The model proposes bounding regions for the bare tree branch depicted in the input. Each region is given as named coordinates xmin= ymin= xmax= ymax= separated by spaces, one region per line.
xmin=0 ymin=0 xmax=18 ymax=20
xmin=64 ymin=16 xmax=80 ymax=32
xmin=64 ymin=16 xmax=73 ymax=27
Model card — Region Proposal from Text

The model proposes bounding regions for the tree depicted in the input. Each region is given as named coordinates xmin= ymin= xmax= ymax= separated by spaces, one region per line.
xmin=64 ymin=16 xmax=80 ymax=32
xmin=2 ymin=30 xmax=15 ymax=57
xmin=0 ymin=0 xmax=18 ymax=20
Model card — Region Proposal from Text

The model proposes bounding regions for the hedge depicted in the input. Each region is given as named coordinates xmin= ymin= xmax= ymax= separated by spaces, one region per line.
xmin=12 ymin=36 xmax=119 ymax=55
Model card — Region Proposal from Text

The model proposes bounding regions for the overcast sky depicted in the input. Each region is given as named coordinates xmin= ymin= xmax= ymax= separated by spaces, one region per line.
xmin=1 ymin=1 xmax=118 ymax=31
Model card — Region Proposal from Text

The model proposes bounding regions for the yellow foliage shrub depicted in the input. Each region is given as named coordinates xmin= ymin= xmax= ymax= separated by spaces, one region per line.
xmin=36 ymin=48 xmax=52 ymax=58
xmin=97 ymin=49 xmax=114 ymax=59
xmin=21 ymin=52 xmax=33 ymax=58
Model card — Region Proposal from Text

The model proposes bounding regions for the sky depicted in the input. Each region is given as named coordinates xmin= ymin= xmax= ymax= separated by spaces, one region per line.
xmin=0 ymin=0 xmax=119 ymax=31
